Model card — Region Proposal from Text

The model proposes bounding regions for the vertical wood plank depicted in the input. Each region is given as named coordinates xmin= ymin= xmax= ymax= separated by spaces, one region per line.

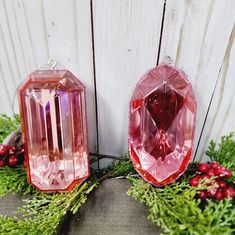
xmin=39 ymin=0 xmax=97 ymax=152
xmin=92 ymin=0 xmax=165 ymax=165
xmin=197 ymin=26 xmax=235 ymax=161
xmin=159 ymin=0 xmax=235 ymax=160
xmin=0 ymin=0 xmax=30 ymax=115
xmin=21 ymin=0 xmax=49 ymax=67
xmin=0 ymin=0 xmax=50 ymax=114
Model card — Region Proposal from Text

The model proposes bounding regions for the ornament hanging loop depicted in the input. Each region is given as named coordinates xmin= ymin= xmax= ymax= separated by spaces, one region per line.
xmin=48 ymin=58 xmax=57 ymax=69
xmin=162 ymin=56 xmax=173 ymax=65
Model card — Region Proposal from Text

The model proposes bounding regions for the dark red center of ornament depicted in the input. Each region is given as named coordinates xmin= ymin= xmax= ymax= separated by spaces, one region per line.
xmin=144 ymin=83 xmax=184 ymax=160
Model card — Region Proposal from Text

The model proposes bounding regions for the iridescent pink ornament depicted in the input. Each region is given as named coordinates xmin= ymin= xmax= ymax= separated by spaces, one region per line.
xmin=18 ymin=69 xmax=89 ymax=192
xmin=129 ymin=64 xmax=196 ymax=186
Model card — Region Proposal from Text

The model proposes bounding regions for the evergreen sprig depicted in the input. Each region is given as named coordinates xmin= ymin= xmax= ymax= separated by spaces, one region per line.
xmin=0 ymin=113 xmax=234 ymax=235
xmin=0 ymin=181 xmax=97 ymax=235
xmin=0 ymin=114 xmax=98 ymax=235
xmin=0 ymin=167 xmax=34 ymax=197
xmin=0 ymin=114 xmax=21 ymax=143
xmin=206 ymin=132 xmax=235 ymax=181
xmin=127 ymin=134 xmax=235 ymax=235
xmin=0 ymin=114 xmax=32 ymax=198
xmin=128 ymin=176 xmax=235 ymax=235
xmin=110 ymin=156 xmax=135 ymax=177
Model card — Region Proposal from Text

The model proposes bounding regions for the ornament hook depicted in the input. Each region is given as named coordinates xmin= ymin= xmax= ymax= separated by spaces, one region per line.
xmin=162 ymin=56 xmax=173 ymax=64
xmin=48 ymin=58 xmax=57 ymax=69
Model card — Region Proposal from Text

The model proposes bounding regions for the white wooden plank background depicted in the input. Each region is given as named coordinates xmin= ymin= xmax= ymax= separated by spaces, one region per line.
xmin=92 ymin=0 xmax=165 ymax=166
xmin=159 ymin=0 xmax=235 ymax=161
xmin=0 ymin=0 xmax=234 ymax=166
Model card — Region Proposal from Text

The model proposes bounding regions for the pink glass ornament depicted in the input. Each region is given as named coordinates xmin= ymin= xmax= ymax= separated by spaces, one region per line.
xmin=129 ymin=64 xmax=196 ymax=186
xmin=18 ymin=69 xmax=89 ymax=192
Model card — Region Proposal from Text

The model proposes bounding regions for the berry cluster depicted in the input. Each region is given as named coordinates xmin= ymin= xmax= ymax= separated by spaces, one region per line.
xmin=190 ymin=162 xmax=235 ymax=200
xmin=0 ymin=144 xmax=24 ymax=167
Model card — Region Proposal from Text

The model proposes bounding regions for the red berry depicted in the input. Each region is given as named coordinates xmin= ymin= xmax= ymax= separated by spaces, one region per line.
xmin=8 ymin=155 xmax=18 ymax=167
xmin=207 ymin=188 xmax=217 ymax=198
xmin=198 ymin=163 xmax=209 ymax=173
xmin=214 ymin=167 xmax=224 ymax=177
xmin=223 ymin=186 xmax=235 ymax=198
xmin=207 ymin=169 xmax=216 ymax=177
xmin=8 ymin=146 xmax=16 ymax=155
xmin=215 ymin=167 xmax=232 ymax=179
xmin=0 ymin=159 xmax=5 ymax=167
xmin=196 ymin=175 xmax=212 ymax=184
xmin=215 ymin=189 xmax=224 ymax=200
xmin=18 ymin=147 xmax=24 ymax=154
xmin=189 ymin=177 xmax=199 ymax=187
xmin=198 ymin=190 xmax=207 ymax=199
xmin=223 ymin=169 xmax=233 ymax=179
xmin=210 ymin=180 xmax=219 ymax=188
xmin=195 ymin=175 xmax=210 ymax=185
xmin=210 ymin=162 xmax=220 ymax=170
xmin=216 ymin=180 xmax=227 ymax=189
xmin=0 ymin=144 xmax=8 ymax=156
xmin=200 ymin=174 xmax=210 ymax=180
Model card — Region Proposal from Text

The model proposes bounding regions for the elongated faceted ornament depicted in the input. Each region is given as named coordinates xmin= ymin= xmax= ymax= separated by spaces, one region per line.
xmin=18 ymin=67 xmax=89 ymax=192
xmin=129 ymin=63 xmax=196 ymax=186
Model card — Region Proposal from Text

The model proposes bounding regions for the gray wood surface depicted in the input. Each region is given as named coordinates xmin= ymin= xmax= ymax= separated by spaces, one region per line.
xmin=0 ymin=193 xmax=24 ymax=218
xmin=0 ymin=179 xmax=161 ymax=235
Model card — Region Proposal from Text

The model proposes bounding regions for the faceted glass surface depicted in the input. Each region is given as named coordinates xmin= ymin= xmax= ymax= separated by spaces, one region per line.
xmin=18 ymin=70 xmax=89 ymax=192
xmin=129 ymin=64 xmax=196 ymax=186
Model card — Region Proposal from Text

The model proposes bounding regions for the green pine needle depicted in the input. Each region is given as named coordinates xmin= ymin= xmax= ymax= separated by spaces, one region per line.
xmin=0 ymin=181 xmax=97 ymax=235
xmin=0 ymin=167 xmax=34 ymax=198
xmin=0 ymin=114 xmax=234 ymax=235
xmin=110 ymin=156 xmax=135 ymax=177
xmin=0 ymin=114 xmax=21 ymax=143
xmin=0 ymin=114 xmax=98 ymax=235
xmin=206 ymin=132 xmax=235 ymax=182
xmin=128 ymin=176 xmax=235 ymax=235
xmin=127 ymin=133 xmax=235 ymax=235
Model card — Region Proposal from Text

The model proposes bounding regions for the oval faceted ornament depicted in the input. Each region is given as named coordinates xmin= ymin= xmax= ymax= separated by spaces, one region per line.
xmin=18 ymin=70 xmax=90 ymax=192
xmin=129 ymin=64 xmax=196 ymax=186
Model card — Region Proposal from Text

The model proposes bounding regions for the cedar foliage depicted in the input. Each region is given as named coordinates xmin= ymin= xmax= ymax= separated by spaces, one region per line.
xmin=0 ymin=115 xmax=97 ymax=235
xmin=0 ymin=114 xmax=234 ymax=235
xmin=127 ymin=134 xmax=235 ymax=235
